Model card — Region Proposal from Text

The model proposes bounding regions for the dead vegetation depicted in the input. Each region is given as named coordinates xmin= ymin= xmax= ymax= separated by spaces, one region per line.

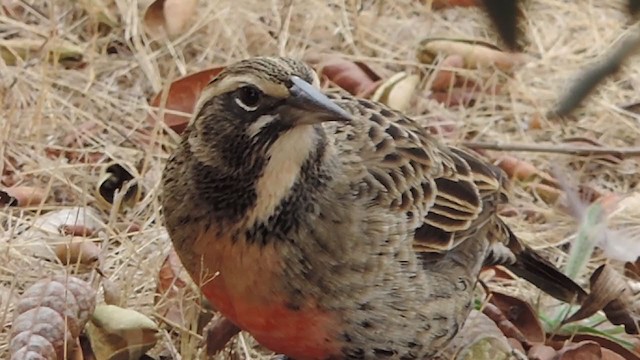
xmin=2 ymin=0 xmax=640 ymax=359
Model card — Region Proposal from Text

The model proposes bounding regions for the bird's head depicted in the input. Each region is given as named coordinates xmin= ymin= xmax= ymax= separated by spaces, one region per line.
xmin=180 ymin=57 xmax=352 ymax=227
xmin=185 ymin=57 xmax=352 ymax=171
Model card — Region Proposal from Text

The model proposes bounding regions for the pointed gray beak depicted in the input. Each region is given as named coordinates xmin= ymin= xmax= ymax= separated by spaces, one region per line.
xmin=286 ymin=76 xmax=353 ymax=124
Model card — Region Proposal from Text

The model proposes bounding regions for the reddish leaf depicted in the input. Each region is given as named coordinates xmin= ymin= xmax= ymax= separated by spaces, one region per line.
xmin=527 ymin=343 xmax=557 ymax=360
xmin=431 ymin=0 xmax=480 ymax=9
xmin=489 ymin=291 xmax=545 ymax=343
xmin=306 ymin=54 xmax=381 ymax=96
xmin=550 ymin=334 xmax=640 ymax=360
xmin=482 ymin=302 xmax=531 ymax=347
xmin=147 ymin=67 xmax=225 ymax=134
xmin=556 ymin=341 xmax=602 ymax=360
xmin=203 ymin=317 xmax=240 ymax=355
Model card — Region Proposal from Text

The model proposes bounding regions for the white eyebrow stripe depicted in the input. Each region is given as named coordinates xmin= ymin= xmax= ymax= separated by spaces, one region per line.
xmin=246 ymin=114 xmax=277 ymax=138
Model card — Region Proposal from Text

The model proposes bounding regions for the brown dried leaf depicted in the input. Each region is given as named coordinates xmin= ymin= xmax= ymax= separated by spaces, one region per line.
xmin=417 ymin=38 xmax=525 ymax=71
xmin=481 ymin=303 xmax=531 ymax=347
xmin=1 ymin=186 xmax=47 ymax=207
xmin=371 ymin=72 xmax=420 ymax=112
xmin=53 ymin=238 xmax=101 ymax=266
xmin=527 ymin=343 xmax=557 ymax=360
xmin=147 ymin=67 xmax=225 ymax=134
xmin=101 ymin=278 xmax=122 ymax=307
xmin=429 ymin=87 xmax=479 ymax=107
xmin=95 ymin=163 xmax=140 ymax=210
xmin=489 ymin=291 xmax=545 ymax=343
xmin=203 ymin=317 xmax=241 ymax=355
xmin=436 ymin=309 xmax=516 ymax=360
xmin=550 ymin=334 xmax=640 ymax=360
xmin=306 ymin=54 xmax=381 ymax=96
xmin=10 ymin=276 xmax=97 ymax=360
xmin=431 ymin=0 xmax=480 ymax=9
xmin=86 ymin=304 xmax=158 ymax=360
xmin=143 ymin=0 xmax=198 ymax=39
xmin=563 ymin=264 xmax=631 ymax=329
xmin=556 ymin=340 xmax=602 ymax=360
xmin=430 ymin=55 xmax=466 ymax=91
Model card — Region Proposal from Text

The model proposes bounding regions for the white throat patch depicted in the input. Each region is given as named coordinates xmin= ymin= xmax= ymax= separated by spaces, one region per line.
xmin=244 ymin=125 xmax=317 ymax=228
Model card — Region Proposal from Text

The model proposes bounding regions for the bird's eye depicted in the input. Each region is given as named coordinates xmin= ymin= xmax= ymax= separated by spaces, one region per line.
xmin=235 ymin=85 xmax=262 ymax=111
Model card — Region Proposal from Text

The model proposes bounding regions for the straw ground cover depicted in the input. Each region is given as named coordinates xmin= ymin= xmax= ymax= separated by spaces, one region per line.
xmin=2 ymin=0 xmax=640 ymax=359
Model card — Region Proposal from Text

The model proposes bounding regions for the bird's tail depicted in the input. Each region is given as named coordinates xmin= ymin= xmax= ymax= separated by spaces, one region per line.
xmin=493 ymin=220 xmax=587 ymax=304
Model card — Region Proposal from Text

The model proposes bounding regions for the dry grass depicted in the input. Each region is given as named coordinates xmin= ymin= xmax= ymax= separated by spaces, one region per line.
xmin=1 ymin=0 xmax=640 ymax=359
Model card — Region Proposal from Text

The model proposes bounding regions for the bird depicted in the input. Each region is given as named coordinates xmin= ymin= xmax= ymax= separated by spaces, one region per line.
xmin=161 ymin=56 xmax=586 ymax=360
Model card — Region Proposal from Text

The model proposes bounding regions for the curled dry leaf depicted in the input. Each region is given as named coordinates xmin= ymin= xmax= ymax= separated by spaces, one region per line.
xmin=86 ymin=305 xmax=159 ymax=360
xmin=202 ymin=316 xmax=241 ymax=356
xmin=489 ymin=291 xmax=545 ymax=343
xmin=18 ymin=206 xmax=103 ymax=263
xmin=436 ymin=309 xmax=517 ymax=360
xmin=96 ymin=163 xmax=140 ymax=210
xmin=0 ymin=38 xmax=83 ymax=66
xmin=430 ymin=55 xmax=466 ymax=91
xmin=481 ymin=303 xmax=531 ymax=347
xmin=370 ymin=72 xmax=420 ymax=112
xmin=1 ymin=186 xmax=47 ymax=207
xmin=527 ymin=343 xmax=557 ymax=360
xmin=147 ymin=67 xmax=225 ymax=134
xmin=417 ymin=38 xmax=525 ymax=72
xmin=53 ymin=237 xmax=101 ymax=266
xmin=550 ymin=334 xmax=640 ymax=360
xmin=555 ymin=340 xmax=602 ymax=360
xmin=495 ymin=155 xmax=555 ymax=183
xmin=10 ymin=276 xmax=97 ymax=360
xmin=101 ymin=278 xmax=123 ymax=306
xmin=143 ymin=0 xmax=198 ymax=39
xmin=564 ymin=264 xmax=640 ymax=335
xmin=305 ymin=54 xmax=382 ymax=96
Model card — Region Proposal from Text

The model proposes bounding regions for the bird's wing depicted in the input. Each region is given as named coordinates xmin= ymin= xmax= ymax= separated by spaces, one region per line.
xmin=328 ymin=94 xmax=508 ymax=253
xmin=327 ymin=93 xmax=586 ymax=304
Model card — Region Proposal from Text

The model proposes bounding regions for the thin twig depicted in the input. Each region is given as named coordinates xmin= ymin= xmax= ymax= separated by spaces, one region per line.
xmin=461 ymin=141 xmax=640 ymax=157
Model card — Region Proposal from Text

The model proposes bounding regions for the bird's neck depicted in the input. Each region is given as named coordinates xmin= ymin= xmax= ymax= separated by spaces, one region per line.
xmin=243 ymin=124 xmax=329 ymax=231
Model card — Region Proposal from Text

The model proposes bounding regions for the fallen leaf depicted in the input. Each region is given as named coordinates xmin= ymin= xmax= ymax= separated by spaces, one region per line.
xmin=556 ymin=340 xmax=602 ymax=360
xmin=436 ymin=309 xmax=517 ymax=360
xmin=430 ymin=55 xmax=466 ymax=91
xmin=96 ymin=163 xmax=140 ymax=210
xmin=86 ymin=305 xmax=158 ymax=360
xmin=101 ymin=278 xmax=122 ymax=306
xmin=417 ymin=38 xmax=525 ymax=72
xmin=528 ymin=183 xmax=564 ymax=205
xmin=495 ymin=156 xmax=556 ymax=184
xmin=564 ymin=264 xmax=639 ymax=335
xmin=429 ymin=87 xmax=479 ymax=107
xmin=550 ymin=334 xmax=640 ymax=360
xmin=143 ymin=0 xmax=198 ymax=39
xmin=147 ymin=67 xmax=225 ymax=134
xmin=481 ymin=302 xmax=532 ymax=347
xmin=53 ymin=237 xmax=101 ymax=266
xmin=1 ymin=186 xmax=47 ymax=206
xmin=306 ymin=54 xmax=382 ymax=96
xmin=489 ymin=291 xmax=545 ymax=343
xmin=527 ymin=343 xmax=557 ymax=360
xmin=370 ymin=72 xmax=420 ymax=112
xmin=431 ymin=0 xmax=480 ymax=9
xmin=203 ymin=317 xmax=241 ymax=355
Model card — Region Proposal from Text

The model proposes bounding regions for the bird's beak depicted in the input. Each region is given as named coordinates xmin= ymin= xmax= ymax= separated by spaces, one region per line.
xmin=286 ymin=76 xmax=353 ymax=125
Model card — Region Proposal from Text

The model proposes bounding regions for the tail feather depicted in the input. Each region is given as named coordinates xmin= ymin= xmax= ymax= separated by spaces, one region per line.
xmin=500 ymin=223 xmax=587 ymax=304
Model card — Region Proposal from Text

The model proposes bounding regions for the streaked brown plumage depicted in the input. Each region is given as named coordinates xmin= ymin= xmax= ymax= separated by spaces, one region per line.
xmin=162 ymin=56 xmax=585 ymax=359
